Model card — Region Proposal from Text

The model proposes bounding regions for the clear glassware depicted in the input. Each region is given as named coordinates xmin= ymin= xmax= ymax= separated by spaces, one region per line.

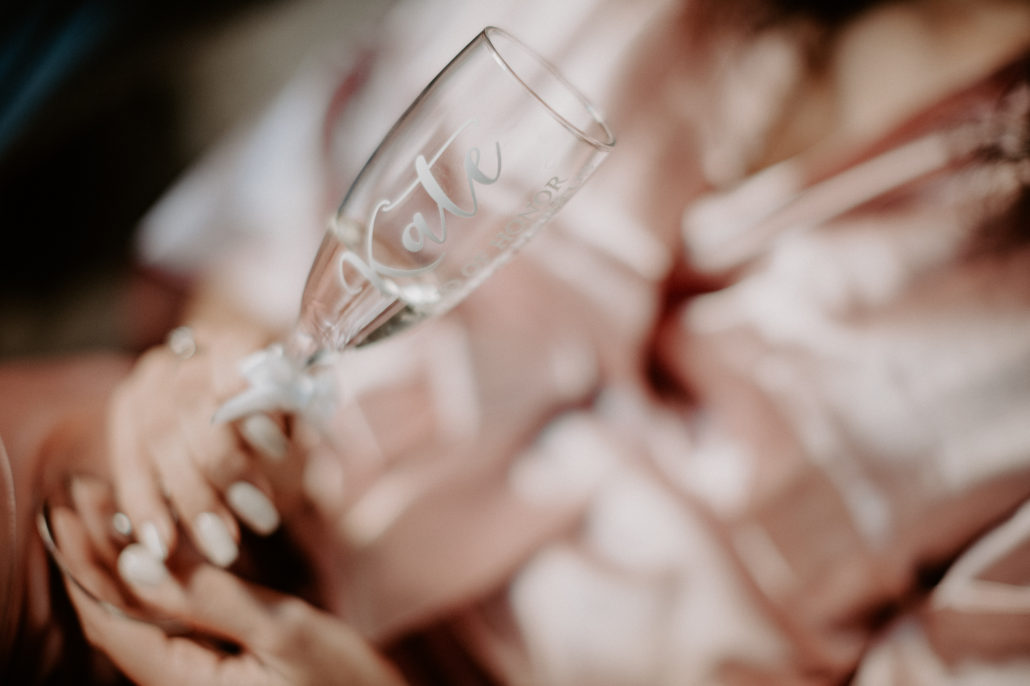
xmin=288 ymin=26 xmax=614 ymax=363
xmin=39 ymin=25 xmax=614 ymax=633
xmin=0 ymin=440 xmax=18 ymax=653
xmin=37 ymin=472 xmax=191 ymax=633
xmin=38 ymin=471 xmax=310 ymax=636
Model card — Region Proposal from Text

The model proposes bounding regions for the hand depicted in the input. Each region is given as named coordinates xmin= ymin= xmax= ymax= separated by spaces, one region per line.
xmin=108 ymin=326 xmax=305 ymax=572
xmin=57 ymin=502 xmax=405 ymax=686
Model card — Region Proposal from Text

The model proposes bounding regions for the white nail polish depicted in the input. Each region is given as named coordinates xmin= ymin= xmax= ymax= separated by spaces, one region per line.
xmin=240 ymin=414 xmax=289 ymax=462
xmin=117 ymin=544 xmax=168 ymax=587
xmin=140 ymin=521 xmax=168 ymax=560
xmin=194 ymin=512 xmax=238 ymax=567
xmin=226 ymin=482 xmax=280 ymax=535
xmin=111 ymin=512 xmax=133 ymax=538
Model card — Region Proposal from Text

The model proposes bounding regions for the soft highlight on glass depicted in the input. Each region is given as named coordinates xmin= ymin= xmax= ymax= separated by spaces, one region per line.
xmin=290 ymin=26 xmax=614 ymax=359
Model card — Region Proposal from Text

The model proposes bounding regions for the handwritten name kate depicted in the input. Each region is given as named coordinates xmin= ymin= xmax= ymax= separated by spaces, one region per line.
xmin=339 ymin=119 xmax=502 ymax=293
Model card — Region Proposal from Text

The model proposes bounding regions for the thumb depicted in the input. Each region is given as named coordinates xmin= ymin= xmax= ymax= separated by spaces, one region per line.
xmin=122 ymin=558 xmax=408 ymax=686
xmin=121 ymin=557 xmax=296 ymax=649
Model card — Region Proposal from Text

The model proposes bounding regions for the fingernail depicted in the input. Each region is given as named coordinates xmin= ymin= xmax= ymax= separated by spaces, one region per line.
xmin=240 ymin=414 xmax=289 ymax=462
xmin=117 ymin=544 xmax=168 ymax=587
xmin=111 ymin=512 xmax=133 ymax=538
xmin=194 ymin=512 xmax=238 ymax=567
xmin=226 ymin=482 xmax=280 ymax=535
xmin=140 ymin=521 xmax=169 ymax=560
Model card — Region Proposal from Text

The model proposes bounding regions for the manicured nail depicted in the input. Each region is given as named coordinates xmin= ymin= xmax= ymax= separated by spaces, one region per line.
xmin=194 ymin=512 xmax=238 ymax=567
xmin=111 ymin=512 xmax=133 ymax=538
xmin=140 ymin=521 xmax=169 ymax=560
xmin=117 ymin=544 xmax=168 ymax=587
xmin=226 ymin=482 xmax=280 ymax=535
xmin=240 ymin=414 xmax=289 ymax=462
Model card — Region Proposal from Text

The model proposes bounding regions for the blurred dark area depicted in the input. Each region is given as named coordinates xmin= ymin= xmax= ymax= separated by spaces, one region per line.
xmin=0 ymin=1 xmax=264 ymax=301
xmin=0 ymin=0 xmax=379 ymax=357
xmin=0 ymin=0 xmax=271 ymax=356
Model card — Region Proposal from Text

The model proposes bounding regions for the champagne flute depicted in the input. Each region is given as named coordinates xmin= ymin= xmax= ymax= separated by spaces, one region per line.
xmin=0 ymin=440 xmax=16 ymax=654
xmin=215 ymin=25 xmax=614 ymax=423
xmin=40 ymin=25 xmax=614 ymax=631
xmin=290 ymin=26 xmax=613 ymax=364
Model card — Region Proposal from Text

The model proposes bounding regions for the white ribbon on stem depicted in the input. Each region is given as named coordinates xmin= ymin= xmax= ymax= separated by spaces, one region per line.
xmin=211 ymin=344 xmax=337 ymax=426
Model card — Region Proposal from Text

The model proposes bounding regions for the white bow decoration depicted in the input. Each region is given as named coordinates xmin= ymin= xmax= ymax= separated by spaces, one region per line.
xmin=211 ymin=344 xmax=337 ymax=425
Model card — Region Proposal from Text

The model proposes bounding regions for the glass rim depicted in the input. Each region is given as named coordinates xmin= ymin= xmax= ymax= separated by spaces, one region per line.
xmin=482 ymin=26 xmax=616 ymax=152
xmin=0 ymin=439 xmax=16 ymax=656
xmin=35 ymin=472 xmax=191 ymax=635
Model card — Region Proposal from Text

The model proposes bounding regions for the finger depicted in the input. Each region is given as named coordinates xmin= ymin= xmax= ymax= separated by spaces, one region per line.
xmin=180 ymin=412 xmax=257 ymax=494
xmin=150 ymin=435 xmax=240 ymax=568
xmin=183 ymin=440 xmax=282 ymax=537
xmin=183 ymin=346 xmax=294 ymax=465
xmin=175 ymin=385 xmax=275 ymax=492
xmin=67 ymin=474 xmax=124 ymax=569
xmin=209 ymin=336 xmax=259 ymax=401
xmin=237 ymin=413 xmax=291 ymax=463
xmin=117 ymin=543 xmax=171 ymax=589
xmin=173 ymin=395 xmax=282 ymax=536
xmin=238 ymin=413 xmax=307 ymax=513
xmin=212 ymin=386 xmax=299 ymax=425
xmin=67 ymin=578 xmax=271 ymax=686
xmin=108 ymin=382 xmax=176 ymax=560
xmin=225 ymin=480 xmax=281 ymax=536
xmin=199 ymin=341 xmax=299 ymax=465
xmin=166 ymin=346 xmax=246 ymax=480
xmin=168 ymin=340 xmax=284 ymax=537
xmin=122 ymin=562 xmax=286 ymax=649
xmin=179 ymin=397 xmax=249 ymax=482
xmin=50 ymin=501 xmax=131 ymax=609
xmin=180 ymin=435 xmax=281 ymax=537
xmin=119 ymin=561 xmax=407 ymax=686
